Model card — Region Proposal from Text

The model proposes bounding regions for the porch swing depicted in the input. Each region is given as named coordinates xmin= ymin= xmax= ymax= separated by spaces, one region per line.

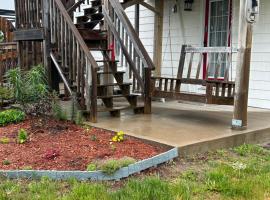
xmin=151 ymin=0 xmax=237 ymax=106
xmin=151 ymin=45 xmax=237 ymax=105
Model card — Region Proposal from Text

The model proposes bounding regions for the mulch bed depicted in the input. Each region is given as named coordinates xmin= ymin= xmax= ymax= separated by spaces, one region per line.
xmin=0 ymin=116 xmax=167 ymax=171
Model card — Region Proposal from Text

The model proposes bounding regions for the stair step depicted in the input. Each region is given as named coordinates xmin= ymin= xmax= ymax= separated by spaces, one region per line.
xmin=96 ymin=60 xmax=119 ymax=63
xmin=76 ymin=20 xmax=103 ymax=30
xmin=89 ymin=13 xmax=104 ymax=21
xmin=97 ymin=105 xmax=144 ymax=113
xmin=84 ymin=7 xmax=98 ymax=16
xmin=91 ymin=0 xmax=102 ymax=7
xmin=78 ymin=28 xmax=107 ymax=41
xmin=97 ymin=71 xmax=125 ymax=75
xmin=76 ymin=15 xmax=89 ymax=23
xmin=97 ymin=83 xmax=131 ymax=87
xmin=89 ymin=48 xmax=112 ymax=51
xmin=97 ymin=94 xmax=140 ymax=99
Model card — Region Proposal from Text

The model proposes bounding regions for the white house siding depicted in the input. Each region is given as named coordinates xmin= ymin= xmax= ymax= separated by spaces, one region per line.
xmin=126 ymin=0 xmax=270 ymax=109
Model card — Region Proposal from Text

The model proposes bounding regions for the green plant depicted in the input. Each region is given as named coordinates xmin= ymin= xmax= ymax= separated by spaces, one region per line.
xmin=6 ymin=65 xmax=49 ymax=113
xmin=17 ymin=129 xmax=28 ymax=144
xmin=0 ymin=109 xmax=25 ymax=127
xmin=0 ymin=137 xmax=10 ymax=144
xmin=87 ymin=163 xmax=97 ymax=171
xmin=90 ymin=135 xmax=97 ymax=141
xmin=2 ymin=159 xmax=11 ymax=165
xmin=233 ymin=144 xmax=266 ymax=156
xmin=22 ymin=166 xmax=33 ymax=170
xmin=0 ymin=86 xmax=13 ymax=107
xmin=100 ymin=157 xmax=136 ymax=175
xmin=111 ymin=131 xmax=125 ymax=142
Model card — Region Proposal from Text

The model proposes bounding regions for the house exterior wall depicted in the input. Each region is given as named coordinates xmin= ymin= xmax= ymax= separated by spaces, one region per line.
xmin=126 ymin=0 xmax=270 ymax=109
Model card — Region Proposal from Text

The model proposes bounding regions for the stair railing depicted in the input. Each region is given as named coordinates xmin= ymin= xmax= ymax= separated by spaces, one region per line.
xmin=48 ymin=0 xmax=98 ymax=122
xmin=103 ymin=0 xmax=155 ymax=113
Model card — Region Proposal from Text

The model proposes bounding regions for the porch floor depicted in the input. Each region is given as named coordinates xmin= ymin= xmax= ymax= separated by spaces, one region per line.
xmin=87 ymin=100 xmax=270 ymax=156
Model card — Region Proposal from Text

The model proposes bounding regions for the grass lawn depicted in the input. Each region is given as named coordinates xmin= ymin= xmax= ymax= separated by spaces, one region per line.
xmin=1 ymin=144 xmax=270 ymax=200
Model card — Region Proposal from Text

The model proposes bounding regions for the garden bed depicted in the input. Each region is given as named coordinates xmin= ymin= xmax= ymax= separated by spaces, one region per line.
xmin=0 ymin=116 xmax=169 ymax=171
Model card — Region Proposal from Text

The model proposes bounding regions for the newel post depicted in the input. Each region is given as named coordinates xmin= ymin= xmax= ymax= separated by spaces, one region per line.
xmin=42 ymin=0 xmax=52 ymax=88
xmin=144 ymin=67 xmax=152 ymax=114
xmin=232 ymin=0 xmax=259 ymax=129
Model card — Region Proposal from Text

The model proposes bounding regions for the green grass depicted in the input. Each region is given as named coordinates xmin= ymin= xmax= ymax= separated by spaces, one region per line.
xmin=1 ymin=144 xmax=270 ymax=199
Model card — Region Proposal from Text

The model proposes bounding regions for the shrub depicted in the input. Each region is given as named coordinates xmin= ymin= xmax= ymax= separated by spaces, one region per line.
xmin=17 ymin=129 xmax=28 ymax=144
xmin=0 ymin=86 xmax=13 ymax=106
xmin=2 ymin=159 xmax=11 ymax=165
xmin=0 ymin=109 xmax=25 ymax=127
xmin=0 ymin=137 xmax=10 ymax=144
xmin=86 ymin=163 xmax=97 ymax=171
xmin=6 ymin=65 xmax=49 ymax=114
xmin=100 ymin=157 xmax=136 ymax=175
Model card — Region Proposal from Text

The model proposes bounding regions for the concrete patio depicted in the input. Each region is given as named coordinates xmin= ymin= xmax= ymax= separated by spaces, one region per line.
xmin=87 ymin=101 xmax=270 ymax=156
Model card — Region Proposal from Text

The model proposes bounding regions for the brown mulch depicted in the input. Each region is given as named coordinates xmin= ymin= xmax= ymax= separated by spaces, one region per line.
xmin=0 ymin=116 xmax=166 ymax=171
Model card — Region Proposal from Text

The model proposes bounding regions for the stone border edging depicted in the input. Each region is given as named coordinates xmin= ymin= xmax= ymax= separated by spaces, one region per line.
xmin=0 ymin=147 xmax=178 ymax=181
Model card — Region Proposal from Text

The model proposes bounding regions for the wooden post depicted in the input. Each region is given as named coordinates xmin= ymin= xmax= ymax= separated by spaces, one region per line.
xmin=144 ymin=67 xmax=152 ymax=114
xmin=232 ymin=0 xmax=254 ymax=129
xmin=43 ymin=0 xmax=52 ymax=88
xmin=153 ymin=0 xmax=164 ymax=76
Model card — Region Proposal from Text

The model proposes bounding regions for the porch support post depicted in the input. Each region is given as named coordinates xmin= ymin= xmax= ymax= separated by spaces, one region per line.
xmin=153 ymin=0 xmax=164 ymax=76
xmin=232 ymin=0 xmax=254 ymax=129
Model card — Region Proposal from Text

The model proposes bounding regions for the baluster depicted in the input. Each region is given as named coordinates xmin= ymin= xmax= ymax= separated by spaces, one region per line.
xmin=196 ymin=53 xmax=203 ymax=79
xmin=187 ymin=52 xmax=194 ymax=79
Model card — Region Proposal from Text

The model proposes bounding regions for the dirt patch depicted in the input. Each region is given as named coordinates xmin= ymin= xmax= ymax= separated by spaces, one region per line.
xmin=0 ymin=116 xmax=166 ymax=171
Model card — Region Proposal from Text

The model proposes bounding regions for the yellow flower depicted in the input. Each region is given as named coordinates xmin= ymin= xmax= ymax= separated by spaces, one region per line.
xmin=112 ymin=136 xmax=118 ymax=142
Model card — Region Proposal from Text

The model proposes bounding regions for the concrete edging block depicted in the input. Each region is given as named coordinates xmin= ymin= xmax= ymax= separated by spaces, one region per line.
xmin=0 ymin=147 xmax=178 ymax=181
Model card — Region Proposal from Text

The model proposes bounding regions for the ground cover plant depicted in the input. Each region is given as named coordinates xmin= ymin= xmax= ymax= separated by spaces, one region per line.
xmin=0 ymin=109 xmax=25 ymax=127
xmin=0 ymin=144 xmax=270 ymax=199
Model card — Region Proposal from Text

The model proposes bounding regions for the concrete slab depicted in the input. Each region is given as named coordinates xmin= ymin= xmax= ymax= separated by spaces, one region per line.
xmin=87 ymin=101 xmax=270 ymax=156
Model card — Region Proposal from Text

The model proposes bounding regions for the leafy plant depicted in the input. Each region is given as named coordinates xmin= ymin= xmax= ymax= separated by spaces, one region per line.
xmin=111 ymin=131 xmax=125 ymax=142
xmin=0 ymin=86 xmax=13 ymax=107
xmin=0 ymin=109 xmax=25 ymax=127
xmin=0 ymin=137 xmax=10 ymax=144
xmin=17 ymin=129 xmax=28 ymax=144
xmin=22 ymin=166 xmax=33 ymax=170
xmin=90 ymin=135 xmax=97 ymax=141
xmin=100 ymin=157 xmax=136 ymax=175
xmin=6 ymin=65 xmax=49 ymax=114
xmin=86 ymin=163 xmax=97 ymax=171
xmin=2 ymin=159 xmax=11 ymax=165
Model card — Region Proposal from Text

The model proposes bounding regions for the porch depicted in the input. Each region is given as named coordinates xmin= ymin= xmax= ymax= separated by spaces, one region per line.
xmin=87 ymin=100 xmax=270 ymax=155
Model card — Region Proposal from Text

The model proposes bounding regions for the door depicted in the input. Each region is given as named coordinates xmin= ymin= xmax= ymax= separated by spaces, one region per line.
xmin=204 ymin=0 xmax=232 ymax=79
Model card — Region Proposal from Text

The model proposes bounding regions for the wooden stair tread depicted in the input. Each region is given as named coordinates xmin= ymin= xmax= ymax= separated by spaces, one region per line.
xmin=97 ymin=94 xmax=140 ymax=99
xmin=89 ymin=48 xmax=112 ymax=51
xmin=96 ymin=60 xmax=119 ymax=63
xmin=97 ymin=82 xmax=131 ymax=87
xmin=97 ymin=71 xmax=125 ymax=74
xmin=97 ymin=105 xmax=144 ymax=112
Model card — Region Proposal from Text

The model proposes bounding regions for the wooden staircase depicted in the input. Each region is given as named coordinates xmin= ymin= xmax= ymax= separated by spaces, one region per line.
xmin=48 ymin=0 xmax=154 ymax=121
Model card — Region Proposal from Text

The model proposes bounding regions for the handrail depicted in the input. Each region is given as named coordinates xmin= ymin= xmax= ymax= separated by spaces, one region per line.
xmin=53 ymin=0 xmax=99 ymax=70
xmin=50 ymin=52 xmax=73 ymax=95
xmin=67 ymin=0 xmax=85 ymax=14
xmin=105 ymin=0 xmax=155 ymax=70
xmin=49 ymin=0 xmax=98 ymax=122
xmin=102 ymin=7 xmax=144 ymax=88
